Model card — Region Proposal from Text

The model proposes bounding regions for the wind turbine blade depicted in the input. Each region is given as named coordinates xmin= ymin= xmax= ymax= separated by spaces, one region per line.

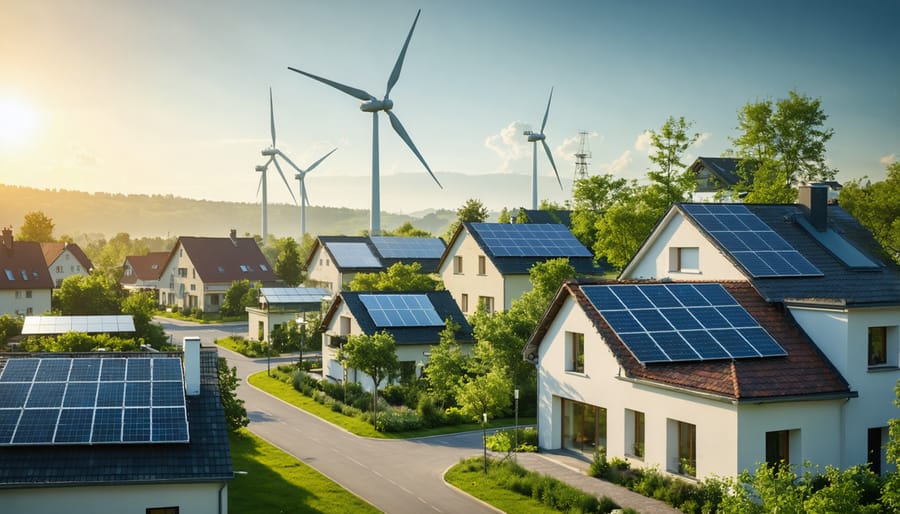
xmin=269 ymin=87 xmax=276 ymax=147
xmin=541 ymin=140 xmax=562 ymax=189
xmin=287 ymin=67 xmax=375 ymax=102
xmin=540 ymin=87 xmax=554 ymax=134
xmin=301 ymin=180 xmax=310 ymax=206
xmin=256 ymin=173 xmax=263 ymax=197
xmin=272 ymin=158 xmax=299 ymax=204
xmin=385 ymin=9 xmax=421 ymax=99
xmin=305 ymin=147 xmax=338 ymax=174
xmin=275 ymin=150 xmax=304 ymax=175
xmin=387 ymin=110 xmax=442 ymax=189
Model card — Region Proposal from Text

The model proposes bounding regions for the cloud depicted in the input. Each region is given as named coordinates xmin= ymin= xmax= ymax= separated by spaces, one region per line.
xmin=634 ymin=131 xmax=652 ymax=152
xmin=694 ymin=132 xmax=711 ymax=148
xmin=602 ymin=150 xmax=633 ymax=174
xmin=880 ymin=153 xmax=896 ymax=165
xmin=484 ymin=121 xmax=532 ymax=172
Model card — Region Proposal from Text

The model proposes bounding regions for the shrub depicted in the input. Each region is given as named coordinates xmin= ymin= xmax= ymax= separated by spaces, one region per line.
xmin=190 ymin=307 xmax=204 ymax=320
xmin=375 ymin=407 xmax=423 ymax=432
xmin=444 ymin=407 xmax=468 ymax=425
xmin=589 ymin=447 xmax=609 ymax=478
xmin=416 ymin=395 xmax=445 ymax=428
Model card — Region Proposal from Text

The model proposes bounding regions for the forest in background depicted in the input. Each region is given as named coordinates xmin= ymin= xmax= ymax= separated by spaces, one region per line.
xmin=0 ymin=184 xmax=456 ymax=240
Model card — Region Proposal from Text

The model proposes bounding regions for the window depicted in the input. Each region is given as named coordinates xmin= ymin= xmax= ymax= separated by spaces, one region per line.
xmin=477 ymin=255 xmax=486 ymax=275
xmin=626 ymin=410 xmax=645 ymax=458
xmin=339 ymin=316 xmax=351 ymax=336
xmin=217 ymin=266 xmax=225 ymax=273
xmin=25 ymin=290 xmax=32 ymax=299
xmin=55 ymin=265 xmax=63 ymax=273
xmin=192 ymin=268 xmax=196 ymax=279
xmin=675 ymin=420 xmax=696 ymax=476
xmin=20 ymin=270 xmax=28 ymax=280
xmin=461 ymin=293 xmax=469 ymax=312
xmin=669 ymin=247 xmax=699 ymax=272
xmin=260 ymin=264 xmax=269 ymax=271
xmin=868 ymin=427 xmax=887 ymax=475
xmin=478 ymin=296 xmax=494 ymax=314
xmin=399 ymin=361 xmax=417 ymax=384
xmin=190 ymin=284 xmax=196 ymax=291
xmin=453 ymin=256 xmax=463 ymax=274
xmin=177 ymin=268 xmax=187 ymax=278
xmin=5 ymin=269 xmax=14 ymax=280
xmin=146 ymin=508 xmax=179 ymax=514
xmin=14 ymin=291 xmax=21 ymax=299
xmin=561 ymin=399 xmax=606 ymax=455
xmin=26 ymin=308 xmax=33 ymax=315
xmin=868 ymin=327 xmax=888 ymax=366
xmin=766 ymin=430 xmax=790 ymax=467
xmin=125 ymin=267 xmax=133 ymax=276
xmin=566 ymin=332 xmax=585 ymax=373
xmin=209 ymin=294 xmax=220 ymax=306
xmin=257 ymin=321 xmax=265 ymax=341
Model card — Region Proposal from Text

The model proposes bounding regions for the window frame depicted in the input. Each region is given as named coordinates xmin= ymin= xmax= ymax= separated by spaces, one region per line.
xmin=453 ymin=255 xmax=463 ymax=274
xmin=566 ymin=331 xmax=585 ymax=373
xmin=477 ymin=255 xmax=486 ymax=275
xmin=669 ymin=246 xmax=700 ymax=273
xmin=461 ymin=293 xmax=468 ymax=312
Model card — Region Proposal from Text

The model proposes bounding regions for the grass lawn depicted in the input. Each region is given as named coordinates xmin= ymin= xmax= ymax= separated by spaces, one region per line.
xmin=155 ymin=311 xmax=246 ymax=324
xmin=229 ymin=428 xmax=378 ymax=513
xmin=248 ymin=370 xmax=537 ymax=439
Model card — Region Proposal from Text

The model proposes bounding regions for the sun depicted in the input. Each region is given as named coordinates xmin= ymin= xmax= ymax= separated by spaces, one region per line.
xmin=0 ymin=96 xmax=39 ymax=147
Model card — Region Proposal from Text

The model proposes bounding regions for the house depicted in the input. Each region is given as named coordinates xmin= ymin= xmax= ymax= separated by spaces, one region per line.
xmin=0 ymin=340 xmax=233 ymax=513
xmin=306 ymin=235 xmax=446 ymax=294
xmin=437 ymin=222 xmax=600 ymax=314
xmin=0 ymin=228 xmax=53 ymax=317
xmin=246 ymin=287 xmax=331 ymax=342
xmin=121 ymin=251 xmax=169 ymax=292
xmin=40 ymin=242 xmax=93 ymax=287
xmin=158 ymin=230 xmax=277 ymax=313
xmin=320 ymin=290 xmax=473 ymax=391
xmin=687 ymin=157 xmax=742 ymax=201
xmin=525 ymin=184 xmax=900 ymax=479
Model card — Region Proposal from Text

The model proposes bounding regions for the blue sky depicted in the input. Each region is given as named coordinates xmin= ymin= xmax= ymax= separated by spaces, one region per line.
xmin=0 ymin=0 xmax=897 ymax=212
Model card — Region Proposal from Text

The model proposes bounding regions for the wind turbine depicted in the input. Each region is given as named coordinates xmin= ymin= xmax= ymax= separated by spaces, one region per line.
xmin=522 ymin=87 xmax=561 ymax=210
xmin=256 ymin=87 xmax=298 ymax=242
xmin=292 ymin=147 xmax=337 ymax=238
xmin=288 ymin=9 xmax=441 ymax=235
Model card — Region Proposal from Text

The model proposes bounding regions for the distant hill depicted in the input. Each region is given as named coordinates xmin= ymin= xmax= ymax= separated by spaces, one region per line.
xmin=0 ymin=184 xmax=456 ymax=239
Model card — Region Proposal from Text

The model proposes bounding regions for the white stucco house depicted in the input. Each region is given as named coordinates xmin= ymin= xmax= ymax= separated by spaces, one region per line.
xmin=526 ymin=184 xmax=900 ymax=479
xmin=0 ymin=228 xmax=53 ymax=318
xmin=40 ymin=242 xmax=93 ymax=288
xmin=246 ymin=287 xmax=330 ymax=342
xmin=320 ymin=290 xmax=473 ymax=392
xmin=437 ymin=222 xmax=601 ymax=315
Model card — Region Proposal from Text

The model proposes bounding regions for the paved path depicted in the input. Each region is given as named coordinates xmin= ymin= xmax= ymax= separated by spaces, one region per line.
xmin=158 ymin=317 xmax=678 ymax=513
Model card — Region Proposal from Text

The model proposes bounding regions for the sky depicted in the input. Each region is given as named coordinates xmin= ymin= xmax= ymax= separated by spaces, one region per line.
xmin=0 ymin=0 xmax=898 ymax=215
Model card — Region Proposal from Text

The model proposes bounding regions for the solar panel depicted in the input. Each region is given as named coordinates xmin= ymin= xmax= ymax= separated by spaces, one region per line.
xmin=21 ymin=315 xmax=136 ymax=335
xmin=583 ymin=283 xmax=787 ymax=364
xmin=326 ymin=242 xmax=382 ymax=268
xmin=359 ymin=294 xmax=444 ymax=328
xmin=260 ymin=287 xmax=331 ymax=305
xmin=369 ymin=236 xmax=445 ymax=259
xmin=470 ymin=223 xmax=592 ymax=258
xmin=681 ymin=204 xmax=822 ymax=278
xmin=0 ymin=357 xmax=189 ymax=446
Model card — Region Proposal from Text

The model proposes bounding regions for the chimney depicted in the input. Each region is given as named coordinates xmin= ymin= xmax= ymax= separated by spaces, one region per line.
xmin=1 ymin=227 xmax=12 ymax=250
xmin=183 ymin=336 xmax=201 ymax=396
xmin=229 ymin=228 xmax=238 ymax=247
xmin=798 ymin=183 xmax=828 ymax=232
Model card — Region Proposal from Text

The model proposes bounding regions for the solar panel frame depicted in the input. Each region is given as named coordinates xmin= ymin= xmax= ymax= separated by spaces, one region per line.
xmin=359 ymin=294 xmax=444 ymax=328
xmin=470 ymin=223 xmax=592 ymax=258
xmin=327 ymin=242 xmax=382 ymax=268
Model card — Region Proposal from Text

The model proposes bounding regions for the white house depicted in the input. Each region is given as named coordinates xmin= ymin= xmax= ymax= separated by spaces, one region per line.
xmin=527 ymin=184 xmax=900 ymax=479
xmin=246 ymin=287 xmax=330 ymax=342
xmin=120 ymin=251 xmax=169 ymax=292
xmin=40 ymin=242 xmax=93 ymax=287
xmin=320 ymin=290 xmax=473 ymax=391
xmin=437 ymin=222 xmax=600 ymax=315
xmin=0 ymin=228 xmax=53 ymax=317
xmin=0 ymin=342 xmax=233 ymax=513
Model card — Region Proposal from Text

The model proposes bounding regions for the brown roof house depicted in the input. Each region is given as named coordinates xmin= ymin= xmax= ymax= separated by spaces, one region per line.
xmin=121 ymin=251 xmax=169 ymax=292
xmin=158 ymin=230 xmax=277 ymax=313
xmin=40 ymin=241 xmax=93 ymax=287
xmin=0 ymin=228 xmax=54 ymax=317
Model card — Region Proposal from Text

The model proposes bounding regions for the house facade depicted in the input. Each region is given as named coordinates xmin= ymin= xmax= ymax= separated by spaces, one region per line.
xmin=246 ymin=287 xmax=330 ymax=342
xmin=0 ymin=228 xmax=53 ymax=317
xmin=320 ymin=290 xmax=473 ymax=392
xmin=120 ymin=251 xmax=169 ymax=292
xmin=158 ymin=231 xmax=277 ymax=313
xmin=40 ymin=242 xmax=93 ymax=287
xmin=438 ymin=222 xmax=599 ymax=315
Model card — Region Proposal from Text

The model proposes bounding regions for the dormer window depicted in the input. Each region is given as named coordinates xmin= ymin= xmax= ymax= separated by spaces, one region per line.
xmin=669 ymin=247 xmax=699 ymax=273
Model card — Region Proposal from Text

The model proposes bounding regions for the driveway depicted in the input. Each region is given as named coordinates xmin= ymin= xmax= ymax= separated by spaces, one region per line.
xmin=158 ymin=318 xmax=496 ymax=514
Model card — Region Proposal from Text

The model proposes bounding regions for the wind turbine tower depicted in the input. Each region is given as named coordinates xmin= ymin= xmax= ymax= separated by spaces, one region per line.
xmin=574 ymin=131 xmax=591 ymax=181
xmin=522 ymin=87 xmax=561 ymax=210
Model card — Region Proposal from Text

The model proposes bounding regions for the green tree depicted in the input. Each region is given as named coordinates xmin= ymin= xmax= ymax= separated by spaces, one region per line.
xmin=218 ymin=357 xmax=249 ymax=432
xmin=348 ymin=262 xmax=442 ymax=292
xmin=497 ymin=207 xmax=513 ymax=224
xmin=570 ymin=174 xmax=631 ymax=252
xmin=0 ymin=315 xmax=24 ymax=350
xmin=839 ymin=162 xmax=900 ymax=264
xmin=593 ymin=187 xmax=660 ymax=270
xmin=23 ymin=333 xmax=140 ymax=352
xmin=220 ymin=279 xmax=260 ymax=317
xmin=424 ymin=320 xmax=470 ymax=408
xmin=382 ymin=221 xmax=432 ymax=237
xmin=91 ymin=232 xmax=150 ymax=281
xmin=883 ymin=380 xmax=900 ymax=510
xmin=646 ymin=116 xmax=699 ymax=207
xmin=731 ymin=90 xmax=836 ymax=203
xmin=16 ymin=211 xmax=55 ymax=242
xmin=274 ymin=237 xmax=304 ymax=286
xmin=444 ymin=198 xmax=490 ymax=241
xmin=340 ymin=331 xmax=400 ymax=419
xmin=455 ymin=367 xmax=513 ymax=422
xmin=52 ymin=273 xmax=122 ymax=315
xmin=121 ymin=291 xmax=169 ymax=349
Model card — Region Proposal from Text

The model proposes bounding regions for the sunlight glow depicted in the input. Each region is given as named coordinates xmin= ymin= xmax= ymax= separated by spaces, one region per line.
xmin=0 ymin=97 xmax=39 ymax=147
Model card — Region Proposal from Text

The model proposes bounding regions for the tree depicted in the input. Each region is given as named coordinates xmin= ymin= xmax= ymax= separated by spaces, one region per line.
xmin=593 ymin=187 xmax=661 ymax=270
xmin=424 ymin=320 xmax=470 ymax=408
xmin=221 ymin=279 xmax=258 ymax=317
xmin=16 ymin=211 xmax=55 ymax=242
xmin=839 ymin=162 xmax=900 ymax=264
xmin=91 ymin=232 xmax=150 ymax=281
xmin=218 ymin=357 xmax=249 ymax=432
xmin=0 ymin=315 xmax=24 ymax=350
xmin=443 ymin=198 xmax=489 ymax=241
xmin=883 ymin=380 xmax=900 ymax=510
xmin=455 ymin=367 xmax=512 ymax=422
xmin=274 ymin=237 xmax=304 ymax=286
xmin=731 ymin=90 xmax=836 ymax=203
xmin=121 ymin=291 xmax=169 ymax=349
xmin=52 ymin=273 xmax=122 ymax=315
xmin=646 ymin=116 xmax=699 ymax=207
xmin=340 ymin=331 xmax=400 ymax=419
xmin=570 ymin=174 xmax=631 ymax=252
xmin=348 ymin=262 xmax=442 ymax=292
xmin=382 ymin=221 xmax=432 ymax=237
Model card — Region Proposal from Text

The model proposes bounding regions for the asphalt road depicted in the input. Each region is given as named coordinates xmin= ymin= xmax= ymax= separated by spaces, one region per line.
xmin=157 ymin=318 xmax=497 ymax=514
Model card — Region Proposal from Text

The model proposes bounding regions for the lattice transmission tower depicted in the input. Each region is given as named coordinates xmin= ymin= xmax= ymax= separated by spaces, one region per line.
xmin=574 ymin=131 xmax=591 ymax=181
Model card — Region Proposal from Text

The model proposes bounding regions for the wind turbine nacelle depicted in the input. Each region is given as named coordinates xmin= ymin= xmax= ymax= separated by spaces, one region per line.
xmin=527 ymin=132 xmax=545 ymax=142
xmin=294 ymin=172 xmax=303 ymax=179
xmin=522 ymin=130 xmax=533 ymax=136
xmin=261 ymin=149 xmax=278 ymax=157
xmin=361 ymin=98 xmax=393 ymax=112
xmin=255 ymin=165 xmax=267 ymax=172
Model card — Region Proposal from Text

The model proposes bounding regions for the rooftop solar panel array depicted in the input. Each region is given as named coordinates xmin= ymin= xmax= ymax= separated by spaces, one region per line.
xmin=583 ymin=283 xmax=787 ymax=365
xmin=0 ymin=357 xmax=189 ymax=445
xmin=359 ymin=294 xmax=444 ymax=328
xmin=470 ymin=223 xmax=592 ymax=258
xmin=369 ymin=236 xmax=445 ymax=259
xmin=260 ymin=287 xmax=331 ymax=305
xmin=21 ymin=316 xmax=136 ymax=335
xmin=681 ymin=204 xmax=822 ymax=278
xmin=326 ymin=242 xmax=382 ymax=268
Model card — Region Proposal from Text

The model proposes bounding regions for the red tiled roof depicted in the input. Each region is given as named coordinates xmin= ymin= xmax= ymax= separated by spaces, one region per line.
xmin=533 ymin=280 xmax=851 ymax=401
xmin=174 ymin=236 xmax=276 ymax=284
xmin=40 ymin=242 xmax=94 ymax=272
xmin=121 ymin=252 xmax=169 ymax=285
xmin=0 ymin=242 xmax=55 ymax=290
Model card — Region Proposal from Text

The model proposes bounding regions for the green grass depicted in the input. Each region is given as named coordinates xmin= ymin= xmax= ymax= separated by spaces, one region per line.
xmin=155 ymin=310 xmax=246 ymax=324
xmin=229 ymin=429 xmax=378 ymax=513
xmin=248 ymin=370 xmax=537 ymax=439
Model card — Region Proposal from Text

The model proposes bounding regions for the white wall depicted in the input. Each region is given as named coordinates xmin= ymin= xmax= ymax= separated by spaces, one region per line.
xmin=0 ymin=482 xmax=227 ymax=514
xmin=440 ymin=229 xmax=507 ymax=313
xmin=306 ymin=245 xmax=341 ymax=294
xmin=0 ymin=289 xmax=51 ymax=317
xmin=47 ymin=249 xmax=89 ymax=287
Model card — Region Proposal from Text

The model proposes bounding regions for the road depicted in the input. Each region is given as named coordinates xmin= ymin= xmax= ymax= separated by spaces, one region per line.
xmin=157 ymin=317 xmax=497 ymax=514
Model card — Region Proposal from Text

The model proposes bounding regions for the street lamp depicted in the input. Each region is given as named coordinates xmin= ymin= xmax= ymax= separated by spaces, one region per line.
xmin=296 ymin=316 xmax=307 ymax=370
xmin=514 ymin=388 xmax=519 ymax=462
xmin=482 ymin=411 xmax=488 ymax=473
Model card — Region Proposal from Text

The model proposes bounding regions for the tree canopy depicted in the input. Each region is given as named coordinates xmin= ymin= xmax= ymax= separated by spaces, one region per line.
xmin=220 ymin=279 xmax=261 ymax=317
xmin=340 ymin=331 xmax=400 ymax=419
xmin=52 ymin=273 xmax=122 ymax=315
xmin=16 ymin=211 xmax=55 ymax=242
xmin=444 ymin=198 xmax=490 ymax=241
xmin=348 ymin=262 xmax=442 ymax=292
xmin=645 ymin=116 xmax=699 ymax=207
xmin=382 ymin=221 xmax=432 ymax=237
xmin=839 ymin=162 xmax=900 ymax=264
xmin=274 ymin=237 xmax=304 ymax=286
